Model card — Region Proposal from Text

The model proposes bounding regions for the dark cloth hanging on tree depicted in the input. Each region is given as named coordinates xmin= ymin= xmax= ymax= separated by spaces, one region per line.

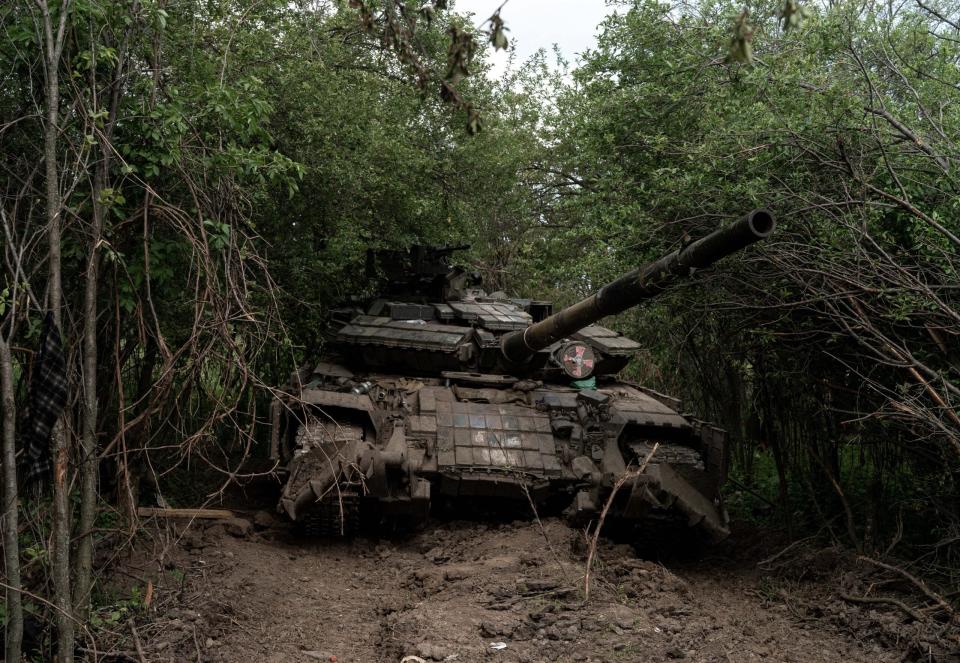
xmin=19 ymin=313 xmax=68 ymax=483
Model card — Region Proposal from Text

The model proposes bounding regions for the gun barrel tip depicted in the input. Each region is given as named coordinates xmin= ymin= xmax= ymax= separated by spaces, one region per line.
xmin=748 ymin=209 xmax=775 ymax=237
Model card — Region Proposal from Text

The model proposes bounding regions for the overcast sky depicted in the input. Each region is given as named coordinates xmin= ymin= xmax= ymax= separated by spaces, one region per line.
xmin=454 ymin=0 xmax=615 ymax=77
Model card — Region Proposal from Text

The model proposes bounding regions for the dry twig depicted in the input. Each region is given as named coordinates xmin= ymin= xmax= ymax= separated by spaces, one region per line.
xmin=859 ymin=556 xmax=957 ymax=621
xmin=840 ymin=592 xmax=925 ymax=623
xmin=583 ymin=443 xmax=659 ymax=603
xmin=128 ymin=619 xmax=147 ymax=663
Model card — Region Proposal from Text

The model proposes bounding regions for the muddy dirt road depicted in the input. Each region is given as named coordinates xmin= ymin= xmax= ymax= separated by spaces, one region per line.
xmin=120 ymin=513 xmax=943 ymax=663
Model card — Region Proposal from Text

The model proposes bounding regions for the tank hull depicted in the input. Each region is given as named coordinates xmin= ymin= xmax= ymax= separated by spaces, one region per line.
xmin=273 ymin=367 xmax=730 ymax=541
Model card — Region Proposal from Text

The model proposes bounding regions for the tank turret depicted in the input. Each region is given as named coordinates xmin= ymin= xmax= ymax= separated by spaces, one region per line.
xmin=328 ymin=210 xmax=773 ymax=383
xmin=271 ymin=210 xmax=776 ymax=544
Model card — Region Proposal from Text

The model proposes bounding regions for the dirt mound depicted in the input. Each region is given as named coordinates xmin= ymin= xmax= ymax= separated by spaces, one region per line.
xmin=105 ymin=514 xmax=936 ymax=663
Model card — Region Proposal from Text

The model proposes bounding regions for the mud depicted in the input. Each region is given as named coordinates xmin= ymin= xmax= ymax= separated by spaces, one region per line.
xmin=110 ymin=514 xmax=959 ymax=663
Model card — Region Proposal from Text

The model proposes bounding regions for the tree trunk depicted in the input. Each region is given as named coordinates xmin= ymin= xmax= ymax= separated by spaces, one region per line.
xmin=1 ymin=337 xmax=23 ymax=662
xmin=38 ymin=0 xmax=75 ymax=657
xmin=75 ymin=10 xmax=136 ymax=610
xmin=73 ymin=193 xmax=101 ymax=617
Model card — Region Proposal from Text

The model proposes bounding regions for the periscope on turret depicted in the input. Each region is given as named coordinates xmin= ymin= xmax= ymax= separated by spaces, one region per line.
xmin=270 ymin=210 xmax=775 ymax=542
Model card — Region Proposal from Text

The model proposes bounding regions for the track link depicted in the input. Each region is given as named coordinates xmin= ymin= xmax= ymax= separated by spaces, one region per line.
xmin=301 ymin=491 xmax=361 ymax=538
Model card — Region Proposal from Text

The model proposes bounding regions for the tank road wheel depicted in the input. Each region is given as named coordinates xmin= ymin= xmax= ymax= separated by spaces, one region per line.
xmin=299 ymin=491 xmax=361 ymax=538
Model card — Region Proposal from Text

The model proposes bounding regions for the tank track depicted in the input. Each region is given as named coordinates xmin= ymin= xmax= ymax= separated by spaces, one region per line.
xmin=301 ymin=491 xmax=361 ymax=538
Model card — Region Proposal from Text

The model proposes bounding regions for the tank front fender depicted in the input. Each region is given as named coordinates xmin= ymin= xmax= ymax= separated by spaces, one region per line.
xmin=626 ymin=463 xmax=730 ymax=541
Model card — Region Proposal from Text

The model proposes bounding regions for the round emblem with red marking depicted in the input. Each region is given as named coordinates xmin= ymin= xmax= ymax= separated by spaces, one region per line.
xmin=557 ymin=342 xmax=596 ymax=379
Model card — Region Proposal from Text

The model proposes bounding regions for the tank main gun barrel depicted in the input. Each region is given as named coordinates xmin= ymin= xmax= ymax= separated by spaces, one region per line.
xmin=500 ymin=209 xmax=776 ymax=364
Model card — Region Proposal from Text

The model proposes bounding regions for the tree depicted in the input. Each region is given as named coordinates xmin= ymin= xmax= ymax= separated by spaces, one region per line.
xmin=0 ymin=0 xmax=547 ymax=656
xmin=503 ymin=0 xmax=959 ymax=556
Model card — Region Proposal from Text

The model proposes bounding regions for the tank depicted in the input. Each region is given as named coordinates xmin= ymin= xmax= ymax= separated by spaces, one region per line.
xmin=270 ymin=209 xmax=775 ymax=540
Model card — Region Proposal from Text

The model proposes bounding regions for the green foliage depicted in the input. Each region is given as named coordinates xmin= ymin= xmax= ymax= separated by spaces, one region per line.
xmin=484 ymin=0 xmax=960 ymax=552
xmin=89 ymin=585 xmax=147 ymax=629
xmin=1 ymin=0 xmax=555 ymax=655
xmin=2 ymin=0 xmax=958 ymax=636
